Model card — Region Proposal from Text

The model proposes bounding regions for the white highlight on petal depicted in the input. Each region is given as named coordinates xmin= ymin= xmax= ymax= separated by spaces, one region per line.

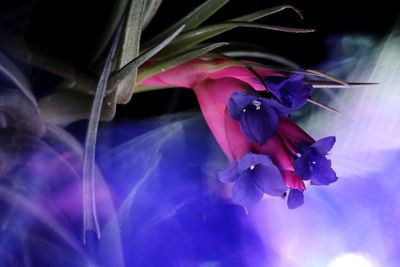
xmin=252 ymin=100 xmax=262 ymax=110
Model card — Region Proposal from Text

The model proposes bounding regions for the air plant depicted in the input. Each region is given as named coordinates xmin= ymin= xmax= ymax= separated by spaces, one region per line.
xmin=0 ymin=0 xmax=374 ymax=266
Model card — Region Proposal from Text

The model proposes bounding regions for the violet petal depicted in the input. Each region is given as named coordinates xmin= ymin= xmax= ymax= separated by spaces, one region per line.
xmin=253 ymin=164 xmax=287 ymax=197
xmin=287 ymin=189 xmax=304 ymax=209
xmin=239 ymin=100 xmax=278 ymax=145
xmin=218 ymin=161 xmax=239 ymax=183
xmin=232 ymin=171 xmax=264 ymax=206
xmin=310 ymin=136 xmax=336 ymax=155
xmin=228 ymin=92 xmax=256 ymax=120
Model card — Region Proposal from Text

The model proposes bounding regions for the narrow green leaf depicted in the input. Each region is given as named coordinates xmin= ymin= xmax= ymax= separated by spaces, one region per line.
xmin=109 ymin=24 xmax=186 ymax=90
xmin=82 ymin=21 xmax=122 ymax=242
xmin=222 ymin=50 xmax=300 ymax=68
xmin=154 ymin=5 xmax=304 ymax=57
xmin=233 ymin=4 xmax=303 ymax=22
xmin=305 ymin=69 xmax=349 ymax=86
xmin=137 ymin=42 xmax=229 ymax=83
xmin=310 ymin=81 xmax=379 ymax=88
xmin=142 ymin=0 xmax=163 ymax=29
xmin=114 ymin=0 xmax=146 ymax=104
xmin=159 ymin=22 xmax=314 ymax=56
xmin=142 ymin=0 xmax=230 ymax=50
xmin=307 ymin=97 xmax=340 ymax=113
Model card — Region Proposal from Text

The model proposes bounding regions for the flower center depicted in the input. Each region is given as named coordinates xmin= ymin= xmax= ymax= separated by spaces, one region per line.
xmin=252 ymin=100 xmax=262 ymax=110
xmin=249 ymin=165 xmax=256 ymax=170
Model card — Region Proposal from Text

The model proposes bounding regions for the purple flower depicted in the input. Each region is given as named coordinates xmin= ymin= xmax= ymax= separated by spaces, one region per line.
xmin=294 ymin=136 xmax=338 ymax=185
xmin=228 ymin=92 xmax=287 ymax=146
xmin=287 ymin=189 xmax=304 ymax=209
xmin=218 ymin=153 xmax=288 ymax=207
xmin=265 ymin=74 xmax=312 ymax=111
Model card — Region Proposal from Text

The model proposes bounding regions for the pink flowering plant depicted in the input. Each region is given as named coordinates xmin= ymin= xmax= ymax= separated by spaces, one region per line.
xmin=139 ymin=56 xmax=338 ymax=209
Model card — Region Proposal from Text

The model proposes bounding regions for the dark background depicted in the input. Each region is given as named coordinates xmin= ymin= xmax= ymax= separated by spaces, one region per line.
xmin=0 ymin=0 xmax=399 ymax=120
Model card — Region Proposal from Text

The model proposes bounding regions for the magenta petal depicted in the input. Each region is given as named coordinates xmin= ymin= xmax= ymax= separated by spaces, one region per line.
xmin=258 ymin=136 xmax=306 ymax=191
xmin=140 ymin=59 xmax=211 ymax=88
xmin=224 ymin=109 xmax=251 ymax=160
xmin=193 ymin=78 xmax=252 ymax=161
xmin=232 ymin=172 xmax=264 ymax=206
xmin=278 ymin=117 xmax=315 ymax=155
xmin=208 ymin=65 xmax=274 ymax=91
xmin=282 ymin=171 xmax=306 ymax=191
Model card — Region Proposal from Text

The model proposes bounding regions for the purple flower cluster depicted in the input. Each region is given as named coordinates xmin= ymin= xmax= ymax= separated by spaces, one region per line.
xmin=219 ymin=74 xmax=337 ymax=208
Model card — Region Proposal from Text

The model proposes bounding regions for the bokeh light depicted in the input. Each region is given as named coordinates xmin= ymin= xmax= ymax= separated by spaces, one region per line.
xmin=327 ymin=253 xmax=374 ymax=267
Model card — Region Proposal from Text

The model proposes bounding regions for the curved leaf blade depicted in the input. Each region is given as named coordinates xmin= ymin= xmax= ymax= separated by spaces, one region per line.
xmin=109 ymin=24 xmax=186 ymax=91
xmin=114 ymin=0 xmax=146 ymax=104
xmin=142 ymin=0 xmax=163 ymax=29
xmin=233 ymin=4 xmax=303 ymax=22
xmin=142 ymin=0 xmax=230 ymax=49
xmin=310 ymin=81 xmax=379 ymax=88
xmin=159 ymin=22 xmax=314 ymax=56
xmin=222 ymin=50 xmax=300 ymax=68
xmin=307 ymin=97 xmax=340 ymax=113
xmin=82 ymin=21 xmax=122 ymax=242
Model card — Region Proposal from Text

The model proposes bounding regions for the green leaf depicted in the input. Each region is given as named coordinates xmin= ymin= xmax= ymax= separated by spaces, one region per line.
xmin=142 ymin=0 xmax=230 ymax=50
xmin=222 ymin=49 xmax=300 ymax=68
xmin=114 ymin=0 xmax=146 ymax=104
xmin=233 ymin=4 xmax=303 ymax=22
xmin=305 ymin=69 xmax=349 ymax=86
xmin=137 ymin=42 xmax=228 ymax=84
xmin=109 ymin=24 xmax=186 ymax=91
xmin=307 ymin=97 xmax=340 ymax=113
xmin=159 ymin=22 xmax=314 ymax=56
xmin=91 ymin=0 xmax=131 ymax=65
xmin=142 ymin=0 xmax=163 ymax=29
xmin=82 ymin=21 xmax=122 ymax=242
xmin=38 ymin=90 xmax=115 ymax=126
xmin=154 ymin=4 xmax=304 ymax=57
xmin=310 ymin=81 xmax=379 ymax=88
